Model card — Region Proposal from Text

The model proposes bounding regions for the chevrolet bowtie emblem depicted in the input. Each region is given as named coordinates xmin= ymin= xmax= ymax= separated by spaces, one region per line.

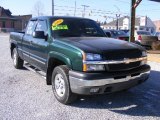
xmin=124 ymin=58 xmax=130 ymax=64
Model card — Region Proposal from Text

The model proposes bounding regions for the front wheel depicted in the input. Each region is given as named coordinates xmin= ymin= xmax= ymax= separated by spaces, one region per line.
xmin=12 ymin=48 xmax=24 ymax=69
xmin=52 ymin=65 xmax=77 ymax=104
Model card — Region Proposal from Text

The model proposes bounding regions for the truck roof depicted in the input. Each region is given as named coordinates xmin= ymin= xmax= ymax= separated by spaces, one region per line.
xmin=31 ymin=16 xmax=92 ymax=21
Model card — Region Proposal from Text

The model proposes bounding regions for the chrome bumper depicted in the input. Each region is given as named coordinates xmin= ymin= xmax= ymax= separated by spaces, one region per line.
xmin=70 ymin=71 xmax=150 ymax=87
xmin=69 ymin=71 xmax=150 ymax=95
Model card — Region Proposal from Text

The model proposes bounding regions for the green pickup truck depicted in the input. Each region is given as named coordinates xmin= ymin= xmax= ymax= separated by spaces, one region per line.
xmin=10 ymin=16 xmax=150 ymax=104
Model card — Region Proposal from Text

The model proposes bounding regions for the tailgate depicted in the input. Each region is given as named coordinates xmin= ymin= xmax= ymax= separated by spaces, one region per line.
xmin=141 ymin=35 xmax=158 ymax=46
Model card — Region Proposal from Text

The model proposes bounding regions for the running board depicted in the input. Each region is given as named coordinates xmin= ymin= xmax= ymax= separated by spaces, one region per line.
xmin=24 ymin=63 xmax=46 ymax=79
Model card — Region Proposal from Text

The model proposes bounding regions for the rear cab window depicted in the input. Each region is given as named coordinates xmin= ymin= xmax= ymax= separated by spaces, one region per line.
xmin=25 ymin=20 xmax=37 ymax=35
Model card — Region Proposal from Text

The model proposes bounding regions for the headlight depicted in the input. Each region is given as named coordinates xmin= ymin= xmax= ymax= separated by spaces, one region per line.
xmin=85 ymin=53 xmax=102 ymax=61
xmin=83 ymin=64 xmax=105 ymax=71
xmin=83 ymin=53 xmax=104 ymax=71
xmin=142 ymin=51 xmax=147 ymax=57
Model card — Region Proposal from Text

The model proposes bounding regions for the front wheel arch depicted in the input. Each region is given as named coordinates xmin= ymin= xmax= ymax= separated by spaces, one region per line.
xmin=46 ymin=57 xmax=70 ymax=85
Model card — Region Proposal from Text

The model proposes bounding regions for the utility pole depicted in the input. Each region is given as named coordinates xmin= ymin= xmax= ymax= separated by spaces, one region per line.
xmin=74 ymin=1 xmax=77 ymax=16
xmin=52 ymin=0 xmax=54 ymax=16
xmin=81 ymin=5 xmax=89 ymax=18
xmin=129 ymin=0 xmax=136 ymax=42
xmin=129 ymin=0 xmax=142 ymax=42
xmin=116 ymin=14 xmax=120 ymax=30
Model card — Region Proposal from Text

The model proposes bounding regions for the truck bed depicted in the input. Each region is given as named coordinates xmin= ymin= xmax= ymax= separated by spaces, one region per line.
xmin=10 ymin=32 xmax=25 ymax=42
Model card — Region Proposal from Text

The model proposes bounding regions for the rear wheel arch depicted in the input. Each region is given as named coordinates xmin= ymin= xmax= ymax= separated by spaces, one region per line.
xmin=11 ymin=43 xmax=16 ymax=57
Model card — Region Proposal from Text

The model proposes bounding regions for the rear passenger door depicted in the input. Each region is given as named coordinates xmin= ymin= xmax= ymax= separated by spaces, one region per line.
xmin=29 ymin=19 xmax=49 ymax=71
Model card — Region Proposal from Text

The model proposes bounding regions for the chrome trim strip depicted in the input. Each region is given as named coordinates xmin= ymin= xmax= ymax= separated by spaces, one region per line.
xmin=83 ymin=57 xmax=147 ymax=65
xmin=69 ymin=71 xmax=150 ymax=87
xmin=18 ymin=48 xmax=23 ymax=51
xmin=23 ymin=53 xmax=30 ymax=57
xmin=30 ymin=56 xmax=46 ymax=64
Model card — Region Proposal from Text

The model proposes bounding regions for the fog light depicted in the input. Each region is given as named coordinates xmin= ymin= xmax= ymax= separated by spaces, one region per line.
xmin=90 ymin=88 xmax=100 ymax=93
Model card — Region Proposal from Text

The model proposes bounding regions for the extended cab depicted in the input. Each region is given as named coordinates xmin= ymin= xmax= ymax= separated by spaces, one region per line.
xmin=10 ymin=16 xmax=150 ymax=104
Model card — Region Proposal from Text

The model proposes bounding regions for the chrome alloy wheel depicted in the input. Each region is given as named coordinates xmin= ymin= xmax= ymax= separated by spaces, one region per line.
xmin=54 ymin=73 xmax=66 ymax=97
xmin=13 ymin=49 xmax=17 ymax=66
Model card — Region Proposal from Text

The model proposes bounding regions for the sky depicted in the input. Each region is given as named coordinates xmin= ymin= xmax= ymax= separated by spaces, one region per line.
xmin=1 ymin=0 xmax=160 ymax=22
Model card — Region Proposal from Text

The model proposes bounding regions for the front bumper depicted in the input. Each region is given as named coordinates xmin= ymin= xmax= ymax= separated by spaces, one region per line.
xmin=69 ymin=65 xmax=150 ymax=95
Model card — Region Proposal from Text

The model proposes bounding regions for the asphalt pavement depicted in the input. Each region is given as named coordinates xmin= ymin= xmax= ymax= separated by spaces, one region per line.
xmin=0 ymin=34 xmax=160 ymax=120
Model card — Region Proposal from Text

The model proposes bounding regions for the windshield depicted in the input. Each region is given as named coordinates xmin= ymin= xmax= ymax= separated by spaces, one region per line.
xmin=137 ymin=31 xmax=151 ymax=35
xmin=50 ymin=18 xmax=106 ymax=38
xmin=111 ymin=30 xmax=127 ymax=36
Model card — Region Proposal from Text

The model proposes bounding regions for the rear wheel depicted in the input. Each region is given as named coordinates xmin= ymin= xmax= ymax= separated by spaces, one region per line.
xmin=52 ymin=65 xmax=77 ymax=104
xmin=12 ymin=48 xmax=24 ymax=69
xmin=134 ymin=41 xmax=141 ymax=45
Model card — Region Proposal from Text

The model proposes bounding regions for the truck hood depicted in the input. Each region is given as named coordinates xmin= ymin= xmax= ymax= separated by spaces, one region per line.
xmin=58 ymin=37 xmax=145 ymax=60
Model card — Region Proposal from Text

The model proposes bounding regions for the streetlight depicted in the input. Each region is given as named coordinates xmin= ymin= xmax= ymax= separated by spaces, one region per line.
xmin=52 ymin=0 xmax=54 ymax=16
xmin=114 ymin=5 xmax=121 ymax=30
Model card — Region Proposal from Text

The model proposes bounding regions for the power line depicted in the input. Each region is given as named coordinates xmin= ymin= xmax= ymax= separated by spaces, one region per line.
xmin=114 ymin=0 xmax=130 ymax=4
xmin=54 ymin=5 xmax=129 ymax=16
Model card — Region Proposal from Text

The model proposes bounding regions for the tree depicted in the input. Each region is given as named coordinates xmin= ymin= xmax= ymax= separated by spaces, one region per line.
xmin=32 ymin=0 xmax=45 ymax=17
xmin=104 ymin=21 xmax=107 ymax=25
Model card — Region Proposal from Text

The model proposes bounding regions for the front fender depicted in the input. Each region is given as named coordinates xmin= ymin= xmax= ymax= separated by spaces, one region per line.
xmin=47 ymin=51 xmax=72 ymax=68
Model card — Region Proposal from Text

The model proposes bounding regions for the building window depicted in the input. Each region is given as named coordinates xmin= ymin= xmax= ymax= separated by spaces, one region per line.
xmin=11 ymin=21 xmax=14 ymax=28
xmin=2 ymin=21 xmax=5 ymax=28
xmin=140 ymin=28 xmax=144 ymax=30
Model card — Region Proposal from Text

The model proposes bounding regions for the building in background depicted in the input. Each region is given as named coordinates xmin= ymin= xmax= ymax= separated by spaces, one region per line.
xmin=0 ymin=6 xmax=32 ymax=32
xmin=102 ymin=16 xmax=156 ymax=33
xmin=153 ymin=20 xmax=160 ymax=32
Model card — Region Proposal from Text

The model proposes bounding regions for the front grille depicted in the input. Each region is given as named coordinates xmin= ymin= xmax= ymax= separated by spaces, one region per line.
xmin=106 ymin=61 xmax=141 ymax=71
xmin=103 ymin=49 xmax=142 ymax=60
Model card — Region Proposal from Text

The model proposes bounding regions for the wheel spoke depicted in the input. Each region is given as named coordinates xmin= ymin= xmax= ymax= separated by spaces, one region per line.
xmin=54 ymin=73 xmax=65 ymax=97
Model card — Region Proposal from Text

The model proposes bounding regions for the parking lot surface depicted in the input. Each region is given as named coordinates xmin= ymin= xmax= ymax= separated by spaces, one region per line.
xmin=0 ymin=34 xmax=160 ymax=120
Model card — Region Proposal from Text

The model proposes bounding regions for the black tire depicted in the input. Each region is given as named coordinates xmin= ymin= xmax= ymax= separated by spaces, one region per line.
xmin=52 ymin=65 xmax=77 ymax=104
xmin=12 ymin=48 xmax=24 ymax=69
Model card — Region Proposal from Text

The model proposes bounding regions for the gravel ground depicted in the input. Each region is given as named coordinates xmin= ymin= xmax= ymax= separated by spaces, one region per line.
xmin=0 ymin=34 xmax=160 ymax=120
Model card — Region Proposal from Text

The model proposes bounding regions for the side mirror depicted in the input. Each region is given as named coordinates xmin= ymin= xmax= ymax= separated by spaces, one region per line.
xmin=33 ymin=31 xmax=48 ymax=40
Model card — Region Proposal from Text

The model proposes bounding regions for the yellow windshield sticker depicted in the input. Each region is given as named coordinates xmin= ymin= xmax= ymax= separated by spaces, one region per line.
xmin=52 ymin=19 xmax=64 ymax=26
xmin=52 ymin=25 xmax=68 ymax=31
xmin=52 ymin=19 xmax=68 ymax=30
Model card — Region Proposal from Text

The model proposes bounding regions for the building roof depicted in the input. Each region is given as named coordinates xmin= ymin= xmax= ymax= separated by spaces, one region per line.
xmin=104 ymin=16 xmax=140 ymax=27
xmin=0 ymin=6 xmax=12 ymax=17
xmin=0 ymin=6 xmax=32 ymax=21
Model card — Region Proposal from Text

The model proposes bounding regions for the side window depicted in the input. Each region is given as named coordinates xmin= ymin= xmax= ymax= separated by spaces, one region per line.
xmin=35 ymin=20 xmax=47 ymax=32
xmin=26 ymin=20 xmax=37 ymax=35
